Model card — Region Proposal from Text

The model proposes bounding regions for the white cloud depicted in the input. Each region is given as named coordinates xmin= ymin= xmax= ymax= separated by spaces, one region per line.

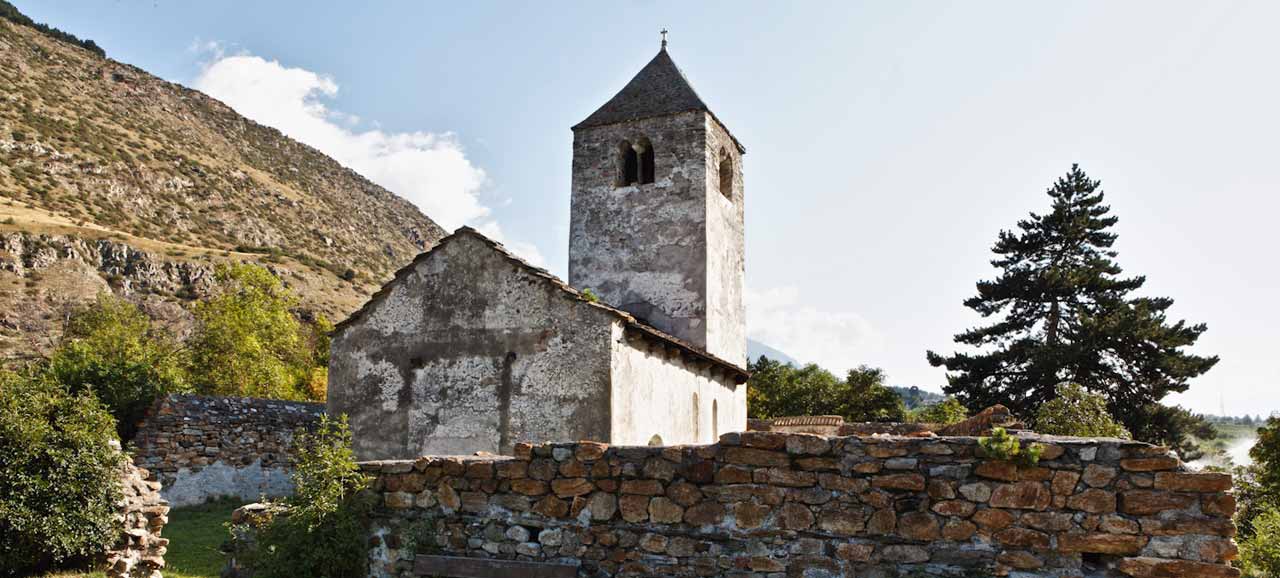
xmin=192 ymin=51 xmax=544 ymax=266
xmin=746 ymin=286 xmax=883 ymax=373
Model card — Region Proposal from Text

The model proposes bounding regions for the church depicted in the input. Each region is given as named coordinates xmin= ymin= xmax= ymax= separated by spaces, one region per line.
xmin=327 ymin=42 xmax=750 ymax=460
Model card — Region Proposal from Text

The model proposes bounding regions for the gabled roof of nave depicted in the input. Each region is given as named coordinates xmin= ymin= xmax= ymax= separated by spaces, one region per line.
xmin=574 ymin=47 xmax=745 ymax=153
xmin=334 ymin=227 xmax=750 ymax=382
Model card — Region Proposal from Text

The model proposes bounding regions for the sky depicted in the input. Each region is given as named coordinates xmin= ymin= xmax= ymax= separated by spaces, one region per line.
xmin=17 ymin=1 xmax=1280 ymax=416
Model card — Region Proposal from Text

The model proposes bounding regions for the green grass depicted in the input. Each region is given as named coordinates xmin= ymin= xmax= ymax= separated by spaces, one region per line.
xmin=163 ymin=498 xmax=242 ymax=577
xmin=41 ymin=498 xmax=241 ymax=578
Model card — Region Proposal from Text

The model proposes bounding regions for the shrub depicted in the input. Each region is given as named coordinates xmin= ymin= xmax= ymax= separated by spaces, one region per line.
xmin=187 ymin=263 xmax=322 ymax=400
xmin=232 ymin=415 xmax=372 ymax=578
xmin=1240 ymin=504 xmax=1280 ymax=577
xmin=747 ymin=357 xmax=906 ymax=423
xmin=911 ymin=397 xmax=968 ymax=425
xmin=1034 ymin=382 xmax=1131 ymax=439
xmin=0 ymin=370 xmax=123 ymax=575
xmin=978 ymin=427 xmax=1043 ymax=467
xmin=47 ymin=294 xmax=187 ymax=439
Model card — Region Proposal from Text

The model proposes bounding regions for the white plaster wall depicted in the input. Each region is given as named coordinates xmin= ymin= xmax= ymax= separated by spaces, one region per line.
xmin=608 ymin=325 xmax=747 ymax=446
xmin=162 ymin=459 xmax=293 ymax=508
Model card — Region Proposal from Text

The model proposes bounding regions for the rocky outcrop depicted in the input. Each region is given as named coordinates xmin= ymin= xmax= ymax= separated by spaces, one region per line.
xmin=359 ymin=432 xmax=1238 ymax=577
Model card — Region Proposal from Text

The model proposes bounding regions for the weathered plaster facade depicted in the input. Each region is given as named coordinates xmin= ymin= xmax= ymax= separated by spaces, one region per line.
xmin=328 ymin=230 xmax=748 ymax=460
xmin=330 ymin=232 xmax=616 ymax=460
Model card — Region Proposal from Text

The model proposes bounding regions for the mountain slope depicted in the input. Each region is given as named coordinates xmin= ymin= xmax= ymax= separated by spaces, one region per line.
xmin=0 ymin=13 xmax=447 ymax=358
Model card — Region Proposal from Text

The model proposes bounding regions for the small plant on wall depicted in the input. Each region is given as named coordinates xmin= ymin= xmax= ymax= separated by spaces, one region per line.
xmin=978 ymin=427 xmax=1044 ymax=467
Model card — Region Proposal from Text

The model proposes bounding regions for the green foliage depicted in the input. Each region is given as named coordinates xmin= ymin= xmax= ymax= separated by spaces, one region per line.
xmin=187 ymin=263 xmax=324 ymax=401
xmin=580 ymin=288 xmax=600 ymax=303
xmin=978 ymin=427 xmax=1043 ymax=467
xmin=747 ymin=356 xmax=906 ymax=423
xmin=1240 ymin=504 xmax=1280 ymax=578
xmin=232 ymin=415 xmax=372 ymax=578
xmin=0 ymin=0 xmax=105 ymax=57
xmin=47 ymin=293 xmax=187 ymax=439
xmin=927 ymin=165 xmax=1218 ymax=457
xmin=1235 ymin=417 xmax=1280 ymax=543
xmin=1033 ymin=382 xmax=1131 ymax=439
xmin=910 ymin=397 xmax=969 ymax=425
xmin=0 ymin=370 xmax=123 ymax=576
xmin=890 ymin=385 xmax=947 ymax=410
xmin=1128 ymin=403 xmax=1216 ymax=461
xmin=1253 ymin=416 xmax=1280 ymax=495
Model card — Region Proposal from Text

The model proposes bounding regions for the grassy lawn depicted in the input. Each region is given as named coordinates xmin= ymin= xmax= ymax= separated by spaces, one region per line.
xmin=42 ymin=498 xmax=241 ymax=578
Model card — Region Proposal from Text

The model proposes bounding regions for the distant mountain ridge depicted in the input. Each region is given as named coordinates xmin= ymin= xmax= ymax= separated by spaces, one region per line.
xmin=0 ymin=7 xmax=447 ymax=358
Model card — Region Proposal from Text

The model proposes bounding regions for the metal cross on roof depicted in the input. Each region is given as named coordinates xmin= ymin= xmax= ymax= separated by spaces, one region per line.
xmin=660 ymin=29 xmax=668 ymax=50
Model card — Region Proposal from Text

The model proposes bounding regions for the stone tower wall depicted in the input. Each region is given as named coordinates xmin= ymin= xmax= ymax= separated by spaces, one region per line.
xmin=358 ymin=432 xmax=1238 ymax=578
xmin=703 ymin=115 xmax=746 ymax=365
xmin=569 ymin=111 xmax=724 ymax=358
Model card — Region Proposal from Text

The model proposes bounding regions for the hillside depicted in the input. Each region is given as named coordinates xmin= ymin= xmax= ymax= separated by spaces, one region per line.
xmin=0 ymin=12 xmax=447 ymax=359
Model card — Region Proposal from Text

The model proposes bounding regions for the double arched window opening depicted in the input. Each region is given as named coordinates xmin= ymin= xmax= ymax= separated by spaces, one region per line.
xmin=618 ymin=138 xmax=655 ymax=186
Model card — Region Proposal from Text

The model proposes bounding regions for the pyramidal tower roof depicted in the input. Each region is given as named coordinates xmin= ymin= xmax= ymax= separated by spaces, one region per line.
xmin=577 ymin=42 xmax=742 ymax=132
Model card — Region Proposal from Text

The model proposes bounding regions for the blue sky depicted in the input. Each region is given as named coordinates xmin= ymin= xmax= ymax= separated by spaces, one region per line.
xmin=18 ymin=1 xmax=1280 ymax=416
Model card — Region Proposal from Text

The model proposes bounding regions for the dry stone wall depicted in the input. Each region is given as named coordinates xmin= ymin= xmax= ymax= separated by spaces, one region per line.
xmin=130 ymin=394 xmax=325 ymax=507
xmin=103 ymin=450 xmax=169 ymax=578
xmin=360 ymin=431 xmax=1238 ymax=578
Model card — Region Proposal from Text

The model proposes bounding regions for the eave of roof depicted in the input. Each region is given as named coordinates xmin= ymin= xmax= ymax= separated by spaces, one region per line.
xmin=333 ymin=227 xmax=750 ymax=384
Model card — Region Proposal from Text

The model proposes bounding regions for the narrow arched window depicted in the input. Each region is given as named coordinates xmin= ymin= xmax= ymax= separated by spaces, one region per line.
xmin=718 ymin=148 xmax=733 ymax=199
xmin=639 ymin=139 xmax=655 ymax=184
xmin=619 ymin=140 xmax=638 ymax=186
xmin=712 ymin=400 xmax=719 ymax=440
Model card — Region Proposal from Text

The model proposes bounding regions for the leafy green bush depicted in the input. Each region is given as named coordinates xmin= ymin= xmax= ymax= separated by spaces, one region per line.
xmin=47 ymin=293 xmax=187 ymax=439
xmin=187 ymin=263 xmax=325 ymax=401
xmin=0 ymin=370 xmax=123 ymax=576
xmin=911 ymin=397 xmax=969 ymax=425
xmin=747 ymin=357 xmax=905 ymax=422
xmin=1240 ymin=504 xmax=1280 ymax=577
xmin=978 ymin=427 xmax=1043 ymax=467
xmin=1034 ymin=382 xmax=1131 ymax=439
xmin=233 ymin=415 xmax=372 ymax=578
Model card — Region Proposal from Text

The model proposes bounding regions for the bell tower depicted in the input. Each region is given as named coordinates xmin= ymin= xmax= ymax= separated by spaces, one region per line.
xmin=568 ymin=42 xmax=746 ymax=366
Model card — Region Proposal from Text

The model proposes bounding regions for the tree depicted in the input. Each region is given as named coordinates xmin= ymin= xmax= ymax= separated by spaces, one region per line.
xmin=747 ymin=357 xmax=905 ymax=423
xmin=927 ymin=165 xmax=1218 ymax=451
xmin=1033 ymin=382 xmax=1130 ymax=439
xmin=911 ymin=397 xmax=969 ymax=426
xmin=187 ymin=263 xmax=324 ymax=401
xmin=46 ymin=294 xmax=187 ymax=439
xmin=0 ymin=370 xmax=123 ymax=575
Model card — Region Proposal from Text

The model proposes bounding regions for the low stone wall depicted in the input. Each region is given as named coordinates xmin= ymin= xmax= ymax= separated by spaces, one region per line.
xmin=103 ymin=452 xmax=169 ymax=578
xmin=359 ymin=431 xmax=1238 ymax=577
xmin=130 ymin=394 xmax=325 ymax=507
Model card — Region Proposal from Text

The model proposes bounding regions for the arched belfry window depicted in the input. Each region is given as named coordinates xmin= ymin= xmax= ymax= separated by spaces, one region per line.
xmin=718 ymin=148 xmax=734 ymax=199
xmin=619 ymin=140 xmax=638 ymax=186
xmin=637 ymin=138 xmax=655 ymax=184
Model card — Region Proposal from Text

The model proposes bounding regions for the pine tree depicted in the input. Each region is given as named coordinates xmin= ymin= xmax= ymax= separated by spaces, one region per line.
xmin=926 ymin=165 xmax=1218 ymax=452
